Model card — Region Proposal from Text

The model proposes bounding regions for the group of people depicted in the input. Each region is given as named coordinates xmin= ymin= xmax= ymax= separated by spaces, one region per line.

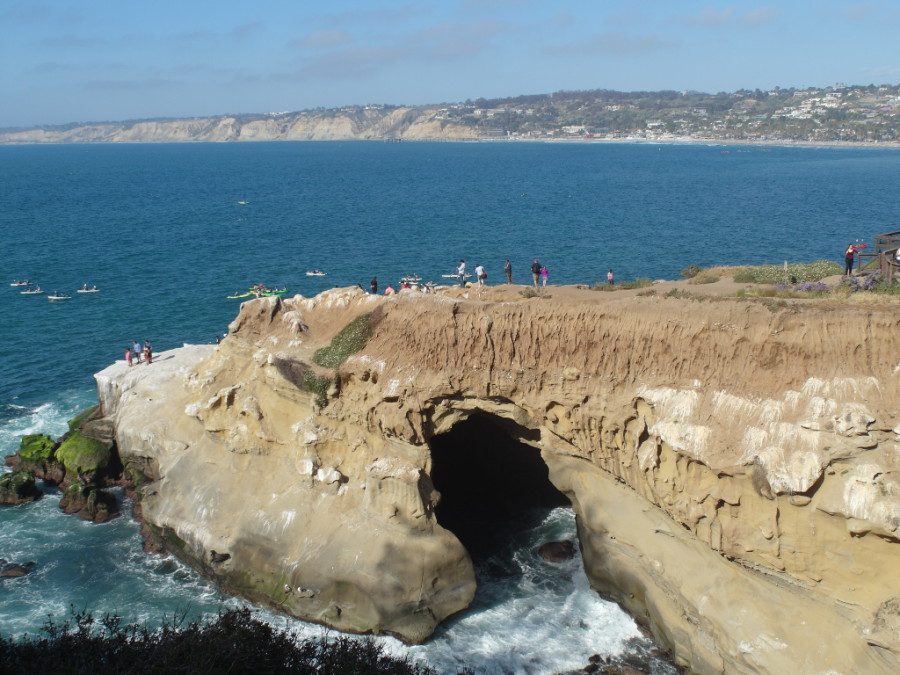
xmin=124 ymin=339 xmax=153 ymax=366
xmin=366 ymin=259 xmax=618 ymax=294
xmin=457 ymin=258 xmax=554 ymax=288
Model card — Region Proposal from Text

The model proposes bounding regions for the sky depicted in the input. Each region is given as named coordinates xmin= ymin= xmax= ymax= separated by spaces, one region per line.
xmin=1 ymin=0 xmax=899 ymax=127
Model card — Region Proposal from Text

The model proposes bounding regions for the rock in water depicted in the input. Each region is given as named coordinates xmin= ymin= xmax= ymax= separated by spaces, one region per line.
xmin=59 ymin=484 xmax=117 ymax=523
xmin=537 ymin=540 xmax=577 ymax=562
xmin=0 ymin=561 xmax=36 ymax=578
xmin=0 ymin=470 xmax=41 ymax=505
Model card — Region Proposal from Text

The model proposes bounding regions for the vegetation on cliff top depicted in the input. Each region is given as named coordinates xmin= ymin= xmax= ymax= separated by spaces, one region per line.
xmin=0 ymin=607 xmax=435 ymax=674
xmin=313 ymin=313 xmax=372 ymax=368
xmin=730 ymin=260 xmax=842 ymax=284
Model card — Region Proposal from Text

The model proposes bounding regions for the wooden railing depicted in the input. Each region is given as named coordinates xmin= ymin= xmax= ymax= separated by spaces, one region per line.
xmin=857 ymin=229 xmax=900 ymax=284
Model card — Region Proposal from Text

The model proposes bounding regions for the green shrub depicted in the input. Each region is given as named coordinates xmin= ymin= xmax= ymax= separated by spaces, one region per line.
xmin=18 ymin=434 xmax=56 ymax=461
xmin=592 ymin=278 xmax=653 ymax=292
xmin=689 ymin=274 xmax=719 ymax=284
xmin=731 ymin=261 xmax=841 ymax=284
xmin=680 ymin=264 xmax=701 ymax=279
xmin=0 ymin=607 xmax=435 ymax=674
xmin=301 ymin=372 xmax=331 ymax=408
xmin=312 ymin=314 xmax=372 ymax=369
xmin=520 ymin=288 xmax=551 ymax=298
xmin=55 ymin=431 xmax=111 ymax=474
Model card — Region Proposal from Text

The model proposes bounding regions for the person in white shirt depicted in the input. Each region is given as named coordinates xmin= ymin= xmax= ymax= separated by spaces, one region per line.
xmin=457 ymin=260 xmax=467 ymax=287
xmin=474 ymin=264 xmax=486 ymax=285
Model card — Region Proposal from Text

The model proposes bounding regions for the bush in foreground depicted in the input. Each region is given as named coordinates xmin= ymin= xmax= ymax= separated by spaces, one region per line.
xmin=0 ymin=607 xmax=434 ymax=674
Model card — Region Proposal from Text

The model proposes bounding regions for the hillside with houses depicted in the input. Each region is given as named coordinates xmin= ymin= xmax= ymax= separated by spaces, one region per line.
xmin=2 ymin=84 xmax=898 ymax=145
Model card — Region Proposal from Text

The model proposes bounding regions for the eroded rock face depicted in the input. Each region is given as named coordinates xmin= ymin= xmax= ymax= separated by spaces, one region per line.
xmin=95 ymin=287 xmax=899 ymax=672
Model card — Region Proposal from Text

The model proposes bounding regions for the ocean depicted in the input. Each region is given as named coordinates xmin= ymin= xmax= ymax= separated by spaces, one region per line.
xmin=2 ymin=141 xmax=898 ymax=672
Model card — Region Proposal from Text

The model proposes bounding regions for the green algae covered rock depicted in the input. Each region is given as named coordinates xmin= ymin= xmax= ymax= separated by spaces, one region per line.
xmin=0 ymin=470 xmax=40 ymax=505
xmin=18 ymin=434 xmax=56 ymax=462
xmin=67 ymin=404 xmax=99 ymax=433
xmin=55 ymin=430 xmax=112 ymax=475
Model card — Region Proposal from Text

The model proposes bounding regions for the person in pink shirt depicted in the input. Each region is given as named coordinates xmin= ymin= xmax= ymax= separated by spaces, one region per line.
xmin=125 ymin=347 xmax=133 ymax=367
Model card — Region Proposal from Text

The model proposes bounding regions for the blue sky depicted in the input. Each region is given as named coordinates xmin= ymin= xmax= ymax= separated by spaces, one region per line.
xmin=1 ymin=0 xmax=898 ymax=127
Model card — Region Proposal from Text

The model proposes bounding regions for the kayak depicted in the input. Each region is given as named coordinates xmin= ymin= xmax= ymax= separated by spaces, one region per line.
xmin=305 ymin=271 xmax=326 ymax=277
xmin=76 ymin=289 xmax=99 ymax=293
xmin=228 ymin=289 xmax=288 ymax=299
xmin=48 ymin=294 xmax=71 ymax=301
xmin=21 ymin=288 xmax=43 ymax=295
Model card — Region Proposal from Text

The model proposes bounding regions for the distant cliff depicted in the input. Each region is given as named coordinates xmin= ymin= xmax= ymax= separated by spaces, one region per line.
xmin=4 ymin=84 xmax=898 ymax=145
xmin=0 ymin=107 xmax=478 ymax=144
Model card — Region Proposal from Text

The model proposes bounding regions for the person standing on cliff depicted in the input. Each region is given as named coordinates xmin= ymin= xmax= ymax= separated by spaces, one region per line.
xmin=457 ymin=260 xmax=467 ymax=287
xmin=474 ymin=264 xmax=486 ymax=286
xmin=607 ymin=269 xmax=614 ymax=285
xmin=504 ymin=259 xmax=512 ymax=284
xmin=132 ymin=340 xmax=141 ymax=363
xmin=531 ymin=258 xmax=541 ymax=288
xmin=370 ymin=276 xmax=378 ymax=294
xmin=540 ymin=265 xmax=549 ymax=287
xmin=844 ymin=244 xmax=856 ymax=276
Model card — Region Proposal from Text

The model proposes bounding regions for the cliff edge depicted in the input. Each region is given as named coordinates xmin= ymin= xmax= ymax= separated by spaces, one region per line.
xmin=94 ymin=286 xmax=899 ymax=673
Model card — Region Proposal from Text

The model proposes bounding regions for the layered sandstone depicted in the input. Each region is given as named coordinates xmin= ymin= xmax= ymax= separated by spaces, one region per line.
xmin=94 ymin=286 xmax=899 ymax=672
xmin=0 ymin=108 xmax=479 ymax=144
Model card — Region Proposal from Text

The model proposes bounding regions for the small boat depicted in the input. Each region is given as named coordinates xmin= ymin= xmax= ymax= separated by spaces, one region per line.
xmin=10 ymin=280 xmax=30 ymax=287
xmin=305 ymin=270 xmax=327 ymax=277
xmin=400 ymin=275 xmax=422 ymax=283
xmin=48 ymin=292 xmax=71 ymax=301
xmin=441 ymin=273 xmax=472 ymax=279
xmin=76 ymin=285 xmax=99 ymax=293
xmin=20 ymin=286 xmax=43 ymax=295
xmin=237 ymin=200 xmax=249 ymax=205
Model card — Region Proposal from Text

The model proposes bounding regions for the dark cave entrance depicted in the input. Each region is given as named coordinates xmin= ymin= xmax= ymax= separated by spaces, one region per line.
xmin=429 ymin=412 xmax=570 ymax=564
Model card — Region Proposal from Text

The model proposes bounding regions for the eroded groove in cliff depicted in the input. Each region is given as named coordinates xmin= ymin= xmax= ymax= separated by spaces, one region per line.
xmin=429 ymin=412 xmax=569 ymax=562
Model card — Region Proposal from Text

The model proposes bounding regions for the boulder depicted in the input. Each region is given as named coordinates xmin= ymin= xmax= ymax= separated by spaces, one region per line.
xmin=0 ymin=561 xmax=36 ymax=578
xmin=5 ymin=434 xmax=66 ymax=484
xmin=59 ymin=484 xmax=118 ymax=523
xmin=537 ymin=539 xmax=577 ymax=562
xmin=0 ymin=470 xmax=41 ymax=505
xmin=55 ymin=430 xmax=116 ymax=484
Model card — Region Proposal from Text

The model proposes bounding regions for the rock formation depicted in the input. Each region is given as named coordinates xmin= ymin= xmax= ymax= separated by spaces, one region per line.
xmin=93 ymin=286 xmax=899 ymax=672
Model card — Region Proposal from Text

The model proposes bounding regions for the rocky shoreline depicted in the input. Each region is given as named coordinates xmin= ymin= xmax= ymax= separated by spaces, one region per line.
xmin=5 ymin=285 xmax=898 ymax=672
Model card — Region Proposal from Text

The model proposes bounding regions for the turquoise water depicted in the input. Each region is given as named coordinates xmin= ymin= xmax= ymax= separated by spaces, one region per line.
xmin=2 ymin=142 xmax=898 ymax=671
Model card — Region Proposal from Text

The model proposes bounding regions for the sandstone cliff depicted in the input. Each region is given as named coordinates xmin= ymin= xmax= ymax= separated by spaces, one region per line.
xmin=94 ymin=286 xmax=899 ymax=672
xmin=0 ymin=108 xmax=479 ymax=144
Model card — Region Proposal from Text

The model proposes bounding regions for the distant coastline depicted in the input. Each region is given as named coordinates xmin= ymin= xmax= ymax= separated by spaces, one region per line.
xmin=3 ymin=84 xmax=898 ymax=148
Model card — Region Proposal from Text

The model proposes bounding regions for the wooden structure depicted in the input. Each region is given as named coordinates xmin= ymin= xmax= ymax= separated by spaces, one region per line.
xmin=857 ymin=229 xmax=900 ymax=284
